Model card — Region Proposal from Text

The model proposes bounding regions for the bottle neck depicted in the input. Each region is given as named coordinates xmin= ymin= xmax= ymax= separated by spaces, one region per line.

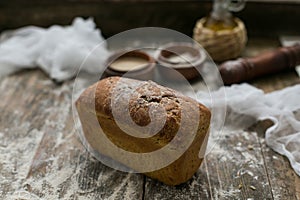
xmin=211 ymin=0 xmax=232 ymax=20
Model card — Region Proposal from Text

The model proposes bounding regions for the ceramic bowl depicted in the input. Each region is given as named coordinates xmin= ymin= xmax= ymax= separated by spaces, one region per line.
xmin=156 ymin=43 xmax=206 ymax=81
xmin=103 ymin=50 xmax=155 ymax=81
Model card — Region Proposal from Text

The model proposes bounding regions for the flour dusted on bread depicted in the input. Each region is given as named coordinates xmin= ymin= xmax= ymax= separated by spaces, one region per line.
xmin=76 ymin=77 xmax=211 ymax=185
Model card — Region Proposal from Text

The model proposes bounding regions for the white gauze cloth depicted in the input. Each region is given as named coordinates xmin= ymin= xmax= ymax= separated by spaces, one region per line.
xmin=0 ymin=17 xmax=110 ymax=81
xmin=197 ymin=83 xmax=300 ymax=176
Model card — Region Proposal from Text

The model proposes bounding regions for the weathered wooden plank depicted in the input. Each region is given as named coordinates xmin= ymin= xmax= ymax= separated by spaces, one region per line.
xmin=1 ymin=1 xmax=300 ymax=38
xmin=144 ymin=164 xmax=212 ymax=199
xmin=0 ymin=71 xmax=50 ymax=199
xmin=0 ymin=70 xmax=144 ymax=199
xmin=144 ymin=113 xmax=273 ymax=200
xmin=249 ymin=113 xmax=300 ymax=200
xmin=207 ymin=130 xmax=272 ymax=199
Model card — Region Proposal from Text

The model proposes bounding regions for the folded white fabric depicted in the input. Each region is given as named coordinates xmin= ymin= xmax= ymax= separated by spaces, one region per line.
xmin=197 ymin=83 xmax=300 ymax=176
xmin=0 ymin=17 xmax=110 ymax=81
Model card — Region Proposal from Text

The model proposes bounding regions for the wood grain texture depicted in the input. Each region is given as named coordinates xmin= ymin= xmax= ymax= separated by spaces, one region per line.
xmin=1 ymin=1 xmax=300 ymax=38
xmin=0 ymin=70 xmax=144 ymax=199
xmin=0 ymin=38 xmax=299 ymax=199
xmin=145 ymin=130 xmax=273 ymax=200
xmin=250 ymin=120 xmax=299 ymax=200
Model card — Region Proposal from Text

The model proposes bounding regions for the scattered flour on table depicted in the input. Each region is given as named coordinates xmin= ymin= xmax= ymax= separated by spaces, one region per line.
xmin=213 ymin=185 xmax=241 ymax=200
xmin=203 ymin=123 xmax=266 ymax=198
xmin=0 ymin=125 xmax=44 ymax=199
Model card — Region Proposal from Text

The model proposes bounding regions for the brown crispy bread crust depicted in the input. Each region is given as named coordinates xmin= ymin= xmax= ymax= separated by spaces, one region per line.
xmin=76 ymin=77 xmax=211 ymax=185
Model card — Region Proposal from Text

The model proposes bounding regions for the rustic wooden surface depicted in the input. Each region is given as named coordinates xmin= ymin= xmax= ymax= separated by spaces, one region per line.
xmin=1 ymin=1 xmax=300 ymax=38
xmin=0 ymin=38 xmax=300 ymax=200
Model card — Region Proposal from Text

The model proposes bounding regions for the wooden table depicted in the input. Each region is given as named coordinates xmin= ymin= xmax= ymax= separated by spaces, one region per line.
xmin=0 ymin=38 xmax=299 ymax=200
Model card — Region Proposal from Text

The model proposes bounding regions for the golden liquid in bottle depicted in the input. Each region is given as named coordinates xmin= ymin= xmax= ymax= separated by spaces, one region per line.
xmin=204 ymin=15 xmax=237 ymax=31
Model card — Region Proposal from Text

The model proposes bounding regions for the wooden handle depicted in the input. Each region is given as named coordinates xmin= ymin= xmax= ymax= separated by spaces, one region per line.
xmin=219 ymin=44 xmax=300 ymax=85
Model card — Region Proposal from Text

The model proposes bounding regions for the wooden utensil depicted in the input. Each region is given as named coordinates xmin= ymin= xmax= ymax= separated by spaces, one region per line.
xmin=219 ymin=44 xmax=300 ymax=85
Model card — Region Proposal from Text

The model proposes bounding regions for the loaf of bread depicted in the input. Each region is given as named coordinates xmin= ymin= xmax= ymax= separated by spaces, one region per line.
xmin=75 ymin=77 xmax=211 ymax=185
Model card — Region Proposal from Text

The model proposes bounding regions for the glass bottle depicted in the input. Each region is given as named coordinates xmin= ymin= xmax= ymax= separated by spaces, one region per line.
xmin=204 ymin=0 xmax=245 ymax=31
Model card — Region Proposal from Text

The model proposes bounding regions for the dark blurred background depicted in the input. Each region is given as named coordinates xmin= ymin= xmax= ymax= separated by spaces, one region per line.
xmin=0 ymin=0 xmax=299 ymax=38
